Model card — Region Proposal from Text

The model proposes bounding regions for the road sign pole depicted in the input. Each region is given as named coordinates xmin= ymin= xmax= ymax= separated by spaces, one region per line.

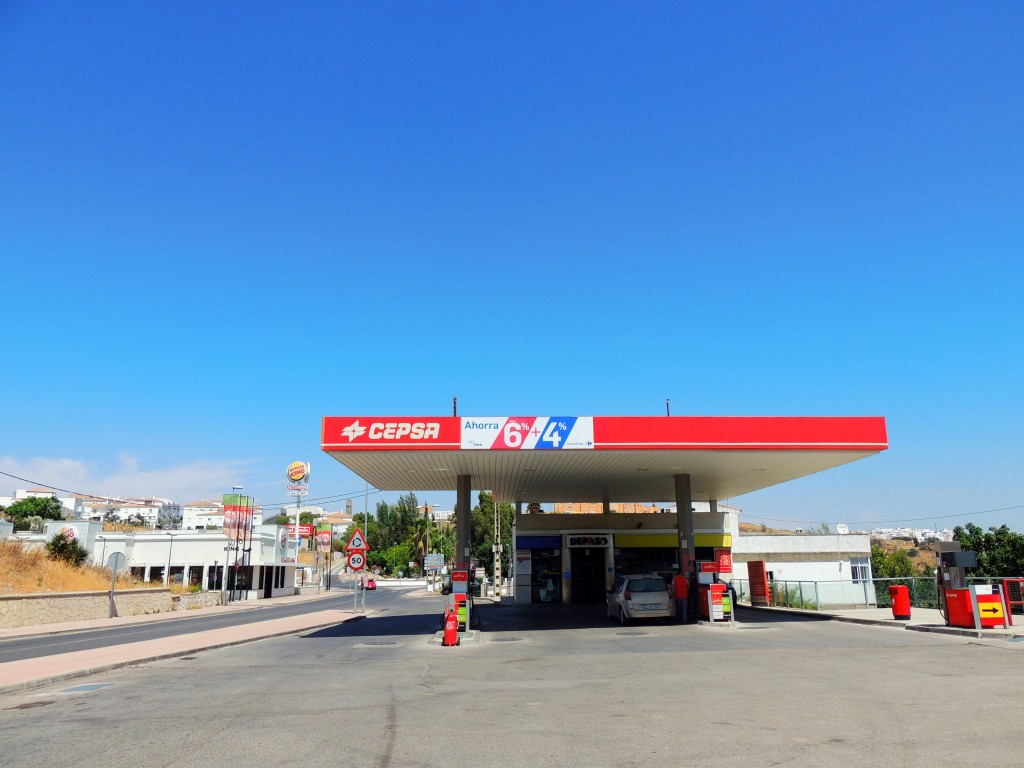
xmin=109 ymin=566 xmax=117 ymax=619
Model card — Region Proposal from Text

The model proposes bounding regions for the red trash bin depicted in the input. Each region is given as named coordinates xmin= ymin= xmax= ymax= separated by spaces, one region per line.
xmin=888 ymin=584 xmax=911 ymax=620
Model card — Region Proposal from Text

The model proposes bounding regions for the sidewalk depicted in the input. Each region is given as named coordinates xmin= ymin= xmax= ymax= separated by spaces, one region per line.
xmin=0 ymin=589 xmax=362 ymax=696
xmin=740 ymin=603 xmax=1024 ymax=643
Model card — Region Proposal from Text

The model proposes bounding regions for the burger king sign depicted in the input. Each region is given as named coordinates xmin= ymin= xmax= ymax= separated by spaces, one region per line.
xmin=286 ymin=461 xmax=310 ymax=483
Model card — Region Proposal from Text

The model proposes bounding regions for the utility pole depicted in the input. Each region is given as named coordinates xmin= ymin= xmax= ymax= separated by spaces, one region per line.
xmin=493 ymin=490 xmax=502 ymax=598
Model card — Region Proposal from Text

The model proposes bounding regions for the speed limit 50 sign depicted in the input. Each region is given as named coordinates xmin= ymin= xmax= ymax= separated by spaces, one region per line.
xmin=348 ymin=551 xmax=366 ymax=571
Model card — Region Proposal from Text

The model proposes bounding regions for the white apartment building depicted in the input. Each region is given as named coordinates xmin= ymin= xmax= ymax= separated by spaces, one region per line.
xmin=182 ymin=501 xmax=266 ymax=531
xmin=182 ymin=500 xmax=224 ymax=530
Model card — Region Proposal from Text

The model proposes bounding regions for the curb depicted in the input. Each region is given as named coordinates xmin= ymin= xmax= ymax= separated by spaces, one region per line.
xmin=0 ymin=614 xmax=365 ymax=697
xmin=904 ymin=623 xmax=1024 ymax=642
xmin=738 ymin=604 xmax=1024 ymax=642
xmin=0 ymin=589 xmax=351 ymax=642
xmin=829 ymin=615 xmax=909 ymax=629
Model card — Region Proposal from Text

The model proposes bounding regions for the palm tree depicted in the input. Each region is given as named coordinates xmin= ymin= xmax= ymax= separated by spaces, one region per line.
xmin=409 ymin=517 xmax=431 ymax=574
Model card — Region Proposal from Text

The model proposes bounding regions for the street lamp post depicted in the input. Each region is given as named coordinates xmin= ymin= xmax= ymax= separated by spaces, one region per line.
xmin=164 ymin=531 xmax=175 ymax=586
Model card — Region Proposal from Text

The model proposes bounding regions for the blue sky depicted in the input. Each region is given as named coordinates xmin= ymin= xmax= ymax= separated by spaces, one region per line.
xmin=1 ymin=3 xmax=1021 ymax=531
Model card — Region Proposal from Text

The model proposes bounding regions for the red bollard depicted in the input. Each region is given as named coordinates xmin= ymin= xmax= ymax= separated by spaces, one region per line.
xmin=442 ymin=608 xmax=460 ymax=646
xmin=888 ymin=584 xmax=911 ymax=620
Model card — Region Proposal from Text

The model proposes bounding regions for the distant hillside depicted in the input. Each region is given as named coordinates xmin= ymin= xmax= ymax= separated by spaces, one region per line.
xmin=872 ymin=536 xmax=937 ymax=572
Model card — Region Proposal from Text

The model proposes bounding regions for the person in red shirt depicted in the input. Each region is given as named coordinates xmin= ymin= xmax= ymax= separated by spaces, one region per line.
xmin=671 ymin=571 xmax=690 ymax=624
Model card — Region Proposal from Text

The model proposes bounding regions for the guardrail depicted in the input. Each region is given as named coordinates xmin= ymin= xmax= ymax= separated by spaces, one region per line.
xmin=732 ymin=577 xmax=943 ymax=610
xmin=731 ymin=575 xmax=1024 ymax=613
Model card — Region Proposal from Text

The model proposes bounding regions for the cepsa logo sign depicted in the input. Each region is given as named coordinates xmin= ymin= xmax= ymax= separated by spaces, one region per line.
xmin=322 ymin=417 xmax=460 ymax=449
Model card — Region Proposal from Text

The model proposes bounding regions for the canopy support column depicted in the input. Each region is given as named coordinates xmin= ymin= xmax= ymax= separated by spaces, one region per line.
xmin=456 ymin=474 xmax=472 ymax=569
xmin=674 ymin=473 xmax=695 ymax=573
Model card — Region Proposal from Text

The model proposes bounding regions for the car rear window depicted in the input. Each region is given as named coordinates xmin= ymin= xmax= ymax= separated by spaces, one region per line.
xmin=628 ymin=578 xmax=667 ymax=593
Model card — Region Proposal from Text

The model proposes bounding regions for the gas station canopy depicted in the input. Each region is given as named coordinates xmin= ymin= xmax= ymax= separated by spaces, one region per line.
xmin=321 ymin=416 xmax=888 ymax=503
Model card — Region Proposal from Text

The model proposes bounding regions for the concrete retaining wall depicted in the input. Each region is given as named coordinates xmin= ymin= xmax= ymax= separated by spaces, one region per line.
xmin=0 ymin=589 xmax=173 ymax=628
xmin=171 ymin=591 xmax=221 ymax=611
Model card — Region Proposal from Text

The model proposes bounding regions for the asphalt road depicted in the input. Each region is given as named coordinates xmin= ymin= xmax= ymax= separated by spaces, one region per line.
xmin=0 ymin=586 xmax=387 ymax=663
xmin=3 ymin=590 xmax=1023 ymax=768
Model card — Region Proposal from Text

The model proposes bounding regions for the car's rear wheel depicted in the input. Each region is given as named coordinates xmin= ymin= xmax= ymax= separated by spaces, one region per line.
xmin=619 ymin=608 xmax=628 ymax=626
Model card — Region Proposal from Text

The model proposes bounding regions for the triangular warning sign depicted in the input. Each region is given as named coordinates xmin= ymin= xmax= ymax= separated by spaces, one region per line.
xmin=345 ymin=527 xmax=369 ymax=552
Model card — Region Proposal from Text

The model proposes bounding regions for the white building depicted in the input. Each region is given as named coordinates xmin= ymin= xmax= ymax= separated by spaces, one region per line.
xmin=870 ymin=526 xmax=954 ymax=543
xmin=729 ymin=515 xmax=875 ymax=608
xmin=182 ymin=501 xmax=266 ymax=531
xmin=280 ymin=504 xmax=324 ymax=520
xmin=81 ymin=501 xmax=159 ymax=528
xmin=39 ymin=520 xmax=301 ymax=599
xmin=182 ymin=500 xmax=224 ymax=530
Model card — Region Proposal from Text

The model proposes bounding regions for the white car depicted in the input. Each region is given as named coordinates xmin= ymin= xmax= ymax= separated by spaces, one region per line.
xmin=606 ymin=574 xmax=672 ymax=625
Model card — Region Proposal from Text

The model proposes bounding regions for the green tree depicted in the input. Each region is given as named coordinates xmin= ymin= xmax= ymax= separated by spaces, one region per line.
xmin=409 ymin=516 xmax=432 ymax=574
xmin=3 ymin=497 xmax=65 ymax=532
xmin=394 ymin=493 xmax=421 ymax=533
xmin=871 ymin=544 xmax=915 ymax=578
xmin=378 ymin=542 xmax=411 ymax=575
xmin=367 ymin=493 xmax=420 ymax=553
xmin=953 ymin=523 xmax=1024 ymax=577
xmin=434 ymin=524 xmax=456 ymax=565
xmin=468 ymin=491 xmax=514 ymax=577
xmin=45 ymin=531 xmax=89 ymax=567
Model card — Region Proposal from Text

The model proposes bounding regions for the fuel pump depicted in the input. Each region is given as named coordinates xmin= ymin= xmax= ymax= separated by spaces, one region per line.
xmin=447 ymin=568 xmax=472 ymax=632
xmin=939 ymin=546 xmax=974 ymax=628
xmin=935 ymin=543 xmax=1006 ymax=629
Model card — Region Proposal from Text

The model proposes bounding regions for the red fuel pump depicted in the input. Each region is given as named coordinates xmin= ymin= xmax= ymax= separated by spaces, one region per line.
xmin=698 ymin=582 xmax=727 ymax=621
xmin=440 ymin=569 xmax=473 ymax=633
xmin=450 ymin=569 xmax=471 ymax=631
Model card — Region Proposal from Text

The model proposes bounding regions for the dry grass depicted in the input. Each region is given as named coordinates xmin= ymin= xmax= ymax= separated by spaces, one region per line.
xmin=102 ymin=522 xmax=152 ymax=533
xmin=0 ymin=539 xmax=147 ymax=595
xmin=739 ymin=522 xmax=793 ymax=535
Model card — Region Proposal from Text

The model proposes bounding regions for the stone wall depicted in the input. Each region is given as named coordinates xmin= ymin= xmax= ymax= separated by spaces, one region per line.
xmin=172 ymin=591 xmax=221 ymax=611
xmin=0 ymin=589 xmax=173 ymax=628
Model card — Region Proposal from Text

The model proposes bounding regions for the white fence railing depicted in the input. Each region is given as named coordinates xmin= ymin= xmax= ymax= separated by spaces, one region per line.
xmin=732 ymin=577 xmax=943 ymax=610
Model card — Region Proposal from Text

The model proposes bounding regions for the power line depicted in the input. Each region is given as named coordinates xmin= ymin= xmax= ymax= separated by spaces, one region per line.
xmin=0 ymin=469 xmax=381 ymax=512
xmin=259 ymin=489 xmax=384 ymax=511
xmin=742 ymin=503 xmax=1024 ymax=527
xmin=0 ymin=470 xmax=115 ymax=503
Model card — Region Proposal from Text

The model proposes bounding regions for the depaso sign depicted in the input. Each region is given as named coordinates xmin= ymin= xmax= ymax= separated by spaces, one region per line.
xmin=568 ymin=535 xmax=610 ymax=548
xmin=286 ymin=461 xmax=310 ymax=483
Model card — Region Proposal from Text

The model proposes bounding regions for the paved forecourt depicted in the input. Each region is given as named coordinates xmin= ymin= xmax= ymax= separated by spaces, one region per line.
xmin=3 ymin=591 xmax=1024 ymax=768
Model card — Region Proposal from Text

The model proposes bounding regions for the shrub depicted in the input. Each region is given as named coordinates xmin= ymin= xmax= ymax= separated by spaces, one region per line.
xmin=46 ymin=531 xmax=90 ymax=567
